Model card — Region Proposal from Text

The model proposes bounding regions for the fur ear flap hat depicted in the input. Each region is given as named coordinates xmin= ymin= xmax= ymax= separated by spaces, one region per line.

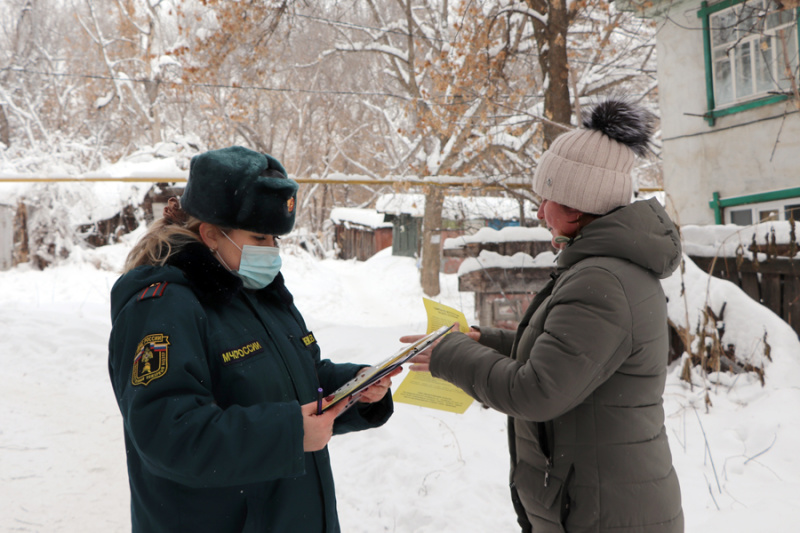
xmin=533 ymin=99 xmax=656 ymax=215
xmin=182 ymin=146 xmax=299 ymax=235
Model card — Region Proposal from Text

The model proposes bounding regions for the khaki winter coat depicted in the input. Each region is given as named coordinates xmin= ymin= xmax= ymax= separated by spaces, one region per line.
xmin=430 ymin=198 xmax=684 ymax=532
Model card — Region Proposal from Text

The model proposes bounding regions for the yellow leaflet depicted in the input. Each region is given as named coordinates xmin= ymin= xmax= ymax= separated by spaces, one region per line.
xmin=393 ymin=371 xmax=474 ymax=414
xmin=422 ymin=298 xmax=471 ymax=334
xmin=393 ymin=298 xmax=475 ymax=413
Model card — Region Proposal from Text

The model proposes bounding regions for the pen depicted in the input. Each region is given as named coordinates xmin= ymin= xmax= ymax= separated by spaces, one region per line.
xmin=316 ymin=387 xmax=324 ymax=415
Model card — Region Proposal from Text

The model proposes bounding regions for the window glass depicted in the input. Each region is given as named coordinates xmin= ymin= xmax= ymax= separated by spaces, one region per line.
xmin=767 ymin=6 xmax=794 ymax=29
xmin=755 ymin=36 xmax=775 ymax=93
xmin=785 ymin=204 xmax=800 ymax=222
xmin=775 ymin=28 xmax=798 ymax=90
xmin=709 ymin=1 xmax=798 ymax=107
xmin=730 ymin=209 xmax=753 ymax=226
xmin=736 ymin=42 xmax=755 ymax=98
xmin=736 ymin=3 xmax=763 ymax=38
xmin=714 ymin=49 xmax=735 ymax=104
xmin=759 ymin=209 xmax=779 ymax=222
xmin=712 ymin=9 xmax=737 ymax=46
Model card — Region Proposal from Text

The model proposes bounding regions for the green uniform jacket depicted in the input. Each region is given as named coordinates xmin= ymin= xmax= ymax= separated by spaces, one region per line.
xmin=108 ymin=243 xmax=392 ymax=533
xmin=430 ymin=198 xmax=684 ymax=532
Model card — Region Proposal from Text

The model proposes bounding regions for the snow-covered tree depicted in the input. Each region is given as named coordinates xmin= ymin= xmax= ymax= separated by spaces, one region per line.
xmin=314 ymin=0 xmax=657 ymax=294
xmin=0 ymin=0 xmax=87 ymax=166
xmin=0 ymin=0 xmax=660 ymax=279
xmin=75 ymin=0 xmax=187 ymax=153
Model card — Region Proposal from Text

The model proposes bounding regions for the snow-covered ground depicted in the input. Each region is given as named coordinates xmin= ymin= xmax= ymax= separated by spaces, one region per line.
xmin=1 ymin=227 xmax=799 ymax=532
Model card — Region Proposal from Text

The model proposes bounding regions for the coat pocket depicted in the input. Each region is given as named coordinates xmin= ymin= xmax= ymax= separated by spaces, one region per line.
xmin=512 ymin=461 xmax=573 ymax=530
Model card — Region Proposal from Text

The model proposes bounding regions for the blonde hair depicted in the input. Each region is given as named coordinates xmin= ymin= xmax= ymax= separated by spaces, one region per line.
xmin=123 ymin=216 xmax=204 ymax=273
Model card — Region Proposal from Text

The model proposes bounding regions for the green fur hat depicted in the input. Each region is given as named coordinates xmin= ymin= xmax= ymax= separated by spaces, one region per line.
xmin=182 ymin=146 xmax=298 ymax=235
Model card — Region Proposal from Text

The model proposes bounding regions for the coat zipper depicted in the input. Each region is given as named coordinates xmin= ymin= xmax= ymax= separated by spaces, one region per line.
xmin=516 ymin=270 xmax=561 ymax=489
xmin=537 ymin=421 xmax=553 ymax=487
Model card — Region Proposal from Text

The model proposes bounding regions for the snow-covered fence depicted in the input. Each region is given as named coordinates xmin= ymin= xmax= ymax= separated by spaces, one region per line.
xmin=690 ymin=256 xmax=800 ymax=336
xmin=683 ymin=221 xmax=800 ymax=337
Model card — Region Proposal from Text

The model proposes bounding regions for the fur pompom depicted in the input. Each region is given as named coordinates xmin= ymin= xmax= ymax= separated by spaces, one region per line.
xmin=582 ymin=99 xmax=655 ymax=157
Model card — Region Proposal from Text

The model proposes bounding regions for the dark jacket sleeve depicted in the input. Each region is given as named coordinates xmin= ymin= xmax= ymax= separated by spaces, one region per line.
xmin=337 ymin=395 xmax=393 ymax=433
xmin=315 ymin=360 xmax=394 ymax=435
xmin=287 ymin=292 xmax=393 ymax=435
xmin=476 ymin=326 xmax=516 ymax=356
xmin=430 ymin=266 xmax=633 ymax=422
xmin=109 ymin=288 xmax=305 ymax=489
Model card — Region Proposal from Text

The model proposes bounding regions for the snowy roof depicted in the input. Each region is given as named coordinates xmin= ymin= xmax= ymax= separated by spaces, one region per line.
xmin=0 ymin=150 xmax=187 ymax=225
xmin=443 ymin=226 xmax=552 ymax=250
xmin=376 ymin=193 xmax=537 ymax=220
xmin=79 ymin=155 xmax=187 ymax=222
xmin=83 ymin=156 xmax=186 ymax=181
xmin=329 ymin=207 xmax=392 ymax=229
xmin=458 ymin=250 xmax=558 ymax=275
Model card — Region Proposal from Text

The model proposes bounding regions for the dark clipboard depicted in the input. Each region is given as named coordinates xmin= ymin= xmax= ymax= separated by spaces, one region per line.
xmin=322 ymin=325 xmax=451 ymax=414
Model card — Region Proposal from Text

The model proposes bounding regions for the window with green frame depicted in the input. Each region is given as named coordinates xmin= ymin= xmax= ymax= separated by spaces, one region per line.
xmin=709 ymin=187 xmax=800 ymax=224
xmin=698 ymin=0 xmax=800 ymax=125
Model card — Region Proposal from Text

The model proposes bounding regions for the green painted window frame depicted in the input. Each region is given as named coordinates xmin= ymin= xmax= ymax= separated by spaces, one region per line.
xmin=697 ymin=0 xmax=800 ymax=126
xmin=709 ymin=187 xmax=800 ymax=224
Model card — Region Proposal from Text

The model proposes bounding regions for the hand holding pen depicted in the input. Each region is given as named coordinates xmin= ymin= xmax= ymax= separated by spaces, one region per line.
xmin=301 ymin=394 xmax=346 ymax=452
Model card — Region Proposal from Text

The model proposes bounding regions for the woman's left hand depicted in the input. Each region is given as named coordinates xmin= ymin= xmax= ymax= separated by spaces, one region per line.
xmin=399 ymin=324 xmax=481 ymax=372
xmin=357 ymin=366 xmax=403 ymax=404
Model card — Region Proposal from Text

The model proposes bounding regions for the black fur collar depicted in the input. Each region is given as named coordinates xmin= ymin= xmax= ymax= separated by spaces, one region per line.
xmin=168 ymin=242 xmax=292 ymax=308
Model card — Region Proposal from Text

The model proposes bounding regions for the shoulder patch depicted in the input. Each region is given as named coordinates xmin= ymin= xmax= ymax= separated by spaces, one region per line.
xmin=138 ymin=282 xmax=169 ymax=301
xmin=132 ymin=334 xmax=170 ymax=386
xmin=301 ymin=332 xmax=316 ymax=346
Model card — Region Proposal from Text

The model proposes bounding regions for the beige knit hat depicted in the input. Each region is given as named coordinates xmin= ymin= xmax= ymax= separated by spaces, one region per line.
xmin=533 ymin=99 xmax=655 ymax=215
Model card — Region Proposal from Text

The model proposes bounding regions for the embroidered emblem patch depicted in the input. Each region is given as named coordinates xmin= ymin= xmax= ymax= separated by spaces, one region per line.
xmin=302 ymin=332 xmax=316 ymax=346
xmin=287 ymin=197 xmax=295 ymax=213
xmin=220 ymin=340 xmax=264 ymax=366
xmin=131 ymin=334 xmax=170 ymax=386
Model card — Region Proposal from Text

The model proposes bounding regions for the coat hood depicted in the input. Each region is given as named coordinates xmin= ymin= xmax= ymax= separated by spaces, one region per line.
xmin=558 ymin=197 xmax=681 ymax=279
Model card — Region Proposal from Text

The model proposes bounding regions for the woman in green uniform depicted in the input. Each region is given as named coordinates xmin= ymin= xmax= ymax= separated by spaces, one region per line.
xmin=108 ymin=146 xmax=396 ymax=533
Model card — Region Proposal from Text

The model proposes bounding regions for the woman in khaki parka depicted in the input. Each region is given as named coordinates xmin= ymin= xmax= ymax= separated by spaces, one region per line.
xmin=404 ymin=99 xmax=684 ymax=533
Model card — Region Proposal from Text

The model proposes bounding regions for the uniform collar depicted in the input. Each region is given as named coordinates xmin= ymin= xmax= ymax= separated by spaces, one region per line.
xmin=167 ymin=242 xmax=292 ymax=307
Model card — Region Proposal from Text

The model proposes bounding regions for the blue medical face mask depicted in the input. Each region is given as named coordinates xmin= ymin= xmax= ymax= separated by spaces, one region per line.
xmin=220 ymin=232 xmax=282 ymax=290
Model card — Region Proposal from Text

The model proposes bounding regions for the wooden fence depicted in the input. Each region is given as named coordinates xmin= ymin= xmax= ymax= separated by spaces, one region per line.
xmin=333 ymin=225 xmax=393 ymax=261
xmin=690 ymin=255 xmax=800 ymax=337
